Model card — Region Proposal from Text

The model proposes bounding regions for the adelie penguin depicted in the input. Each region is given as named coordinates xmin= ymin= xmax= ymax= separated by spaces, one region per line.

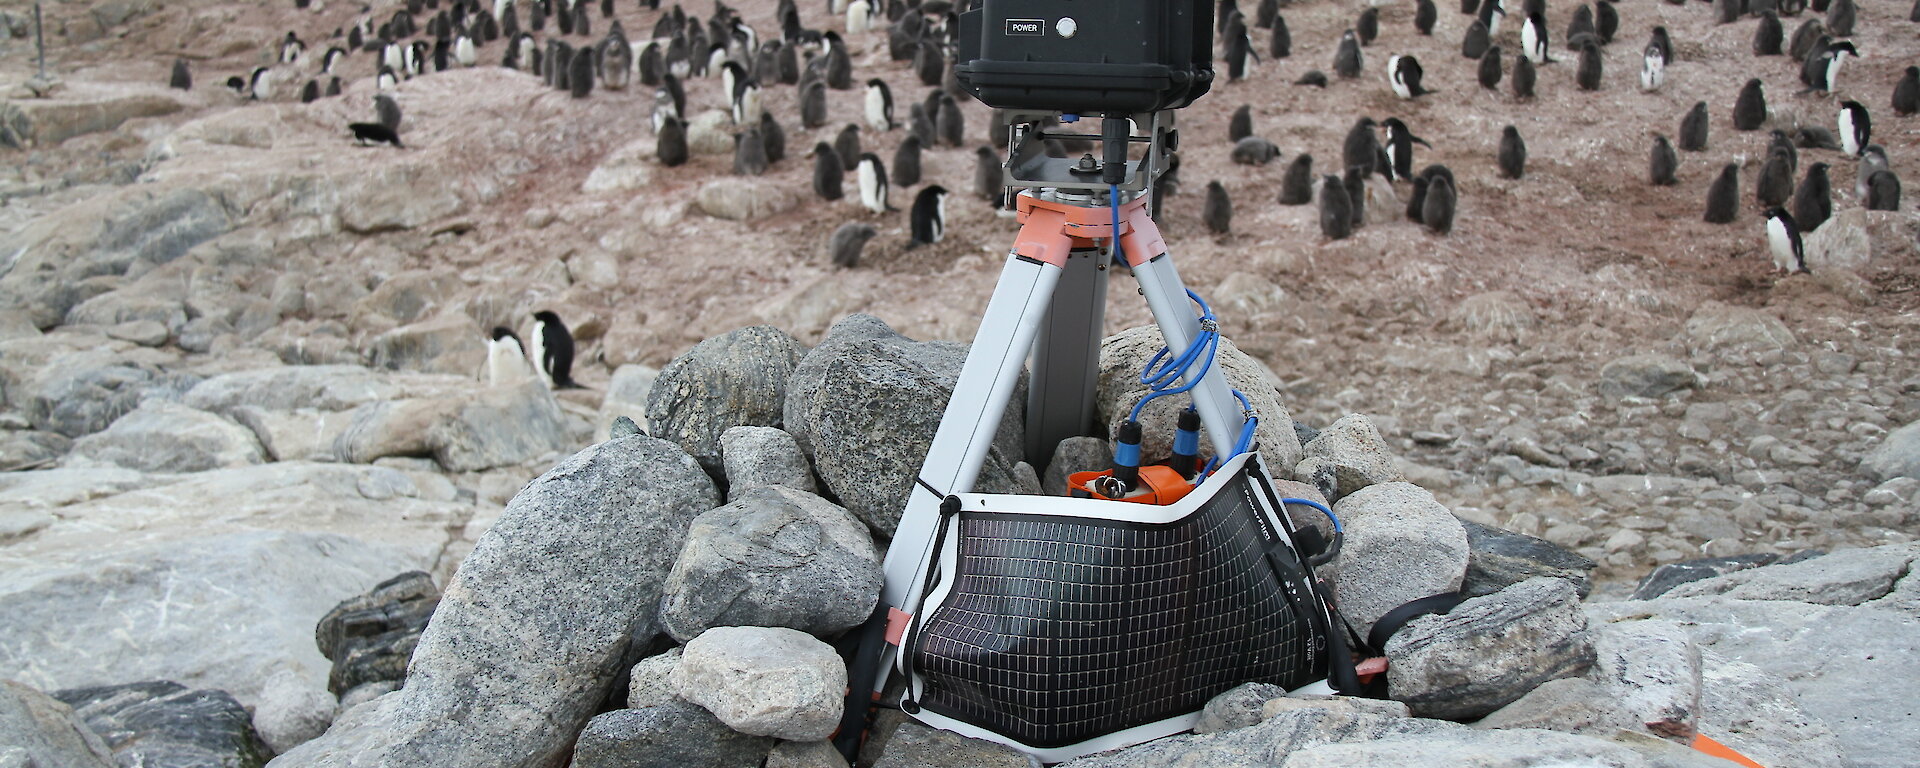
xmin=486 ymin=327 xmax=533 ymax=386
xmin=733 ymin=126 xmax=770 ymax=176
xmin=1318 ymin=175 xmax=1354 ymax=240
xmin=1225 ymin=28 xmax=1255 ymax=82
xmin=760 ymin=112 xmax=786 ymax=164
xmin=1679 ymin=102 xmax=1709 ymax=151
xmin=1703 ymin=163 xmax=1740 ymax=223
xmin=1279 ymin=154 xmax=1314 ymax=205
xmin=1800 ymin=40 xmax=1857 ymax=95
xmin=1387 ymin=55 xmax=1434 ymax=99
xmin=1754 ymin=12 xmax=1784 ymax=56
xmin=1574 ymin=42 xmax=1602 ymax=90
xmin=1762 ymin=208 xmax=1808 ymax=274
xmin=1229 ymin=105 xmax=1253 ymax=143
xmin=170 ymin=58 xmax=192 ymax=90
xmin=812 ymin=143 xmax=845 ymax=200
xmin=1334 ymin=30 xmax=1363 ymax=79
xmin=1462 ymin=20 xmax=1491 ymax=60
xmin=1825 ymin=0 xmax=1854 ymax=36
xmin=975 ymin=146 xmax=1003 ymax=204
xmin=529 ymin=311 xmax=579 ymax=390
xmin=1415 ymin=0 xmax=1437 ymax=35
xmin=1856 ymin=145 xmax=1889 ymax=199
xmin=1521 ymin=12 xmax=1553 ymax=64
xmin=1421 ymin=175 xmax=1456 ymax=234
xmin=249 ymin=67 xmax=273 ymax=101
xmin=936 ymin=93 xmax=965 ymax=147
xmin=1381 ymin=118 xmax=1431 ymax=181
xmin=1649 ymin=135 xmax=1679 ymax=186
xmin=1732 ymin=79 xmax=1767 ymax=131
xmin=1405 ymin=177 xmax=1429 ymax=222
xmin=1270 ymin=14 xmax=1290 ymax=58
xmin=1511 ymin=55 xmax=1536 ymax=99
xmin=906 ymin=185 xmax=949 ymax=248
xmin=1231 ymin=137 xmax=1281 ymax=166
xmin=1792 ymin=162 xmax=1831 ymax=233
xmin=834 ymin=124 xmax=862 ymax=172
xmin=1864 ymin=171 xmax=1901 ymax=212
xmin=1477 ymin=0 xmax=1505 ymax=36
xmin=349 ymin=122 xmax=404 ymax=147
xmin=828 ymin=222 xmax=877 ymax=268
xmin=1497 ymin=125 xmax=1526 ymax=179
xmin=1594 ymin=1 xmax=1617 ymax=43
xmin=1837 ymin=100 xmax=1869 ymax=156
xmin=1788 ymin=20 xmax=1826 ymax=63
xmin=1478 ymin=47 xmax=1503 ymax=90
xmin=1756 ymin=149 xmax=1794 ymax=207
xmin=376 ymin=94 xmax=402 ymax=130
xmin=1342 ymin=118 xmax=1382 ymax=177
xmin=568 ymin=47 xmax=595 ymax=97
xmin=864 ymin=79 xmax=893 ymax=131
xmin=656 ymin=116 xmax=689 ymax=166
xmin=300 ymin=79 xmax=321 ymax=103
xmin=856 ymin=152 xmax=891 ymax=213
xmin=1895 ymin=67 xmax=1920 ymax=117
xmin=1356 ymin=8 xmax=1380 ymax=45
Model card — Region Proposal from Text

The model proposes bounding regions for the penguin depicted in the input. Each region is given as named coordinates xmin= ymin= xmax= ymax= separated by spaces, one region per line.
xmin=1334 ymin=30 xmax=1363 ymax=79
xmin=1856 ymin=144 xmax=1889 ymax=199
xmin=1864 ymin=170 xmax=1901 ymax=212
xmin=569 ymin=46 xmax=595 ymax=97
xmin=1462 ymin=0 xmax=1480 ymax=15
xmin=1381 ymin=118 xmax=1431 ymax=181
xmin=835 ymin=124 xmax=862 ymax=172
xmin=349 ymin=122 xmax=404 ymax=147
xmin=1318 ymin=175 xmax=1354 ymax=240
xmin=249 ymin=66 xmax=273 ymax=101
xmin=829 ymin=222 xmax=878 ymax=267
xmin=1792 ymin=163 xmax=1831 ymax=232
xmin=656 ymin=116 xmax=689 ymax=166
xmin=1497 ymin=125 xmax=1526 ymax=179
xmin=856 ymin=152 xmax=890 ymax=213
xmin=731 ymin=79 xmax=762 ymax=126
xmin=1154 ymin=152 xmax=1183 ymax=207
xmin=801 ymin=81 xmax=828 ymax=128
xmin=1231 ymin=137 xmax=1282 ymax=166
xmin=325 ymin=77 xmax=341 ymax=97
xmin=318 ymin=47 xmax=346 ymax=75
xmin=1270 ymin=13 xmax=1291 ymax=58
xmin=602 ymin=37 xmax=632 ymax=90
xmin=1225 ymin=30 xmax=1255 ymax=82
xmin=1679 ymin=102 xmax=1709 ymax=151
xmin=1825 ymin=0 xmax=1854 ymax=36
xmin=1756 ymin=150 xmax=1795 ymax=207
xmin=170 ymin=58 xmax=192 ymax=90
xmin=913 ymin=40 xmax=942 ymax=86
xmin=907 ymin=185 xmax=949 ymax=247
xmin=812 ymin=143 xmax=845 ymax=200
xmin=974 ymin=145 xmax=1003 ymax=203
xmin=1229 ymin=105 xmax=1253 ymax=143
xmin=1256 ymin=0 xmax=1280 ymax=29
xmin=1341 ymin=166 xmax=1367 ymax=228
xmin=1762 ymin=208 xmax=1808 ymax=273
xmin=1405 ymin=176 xmax=1429 ymax=221
xmin=758 ymin=111 xmax=786 ymax=164
xmin=734 ymin=126 xmax=770 ymax=176
xmin=1478 ymin=47 xmax=1503 ymax=90
xmin=1788 ymin=20 xmax=1826 ymax=62
xmin=1836 ymin=100 xmax=1869 ymax=156
xmin=1356 ymin=8 xmax=1380 ymax=45
xmin=1649 ymin=134 xmax=1679 ymax=186
xmin=486 ymin=327 xmax=533 ymax=386
xmin=1754 ymin=12 xmax=1784 ymax=56
xmin=1801 ymin=40 xmax=1857 ymax=94
xmin=1565 ymin=5 xmax=1597 ymax=45
xmin=529 ymin=311 xmax=579 ymax=389
xmin=431 ymin=38 xmax=452 ymax=72
xmin=907 ymin=103 xmax=934 ymax=146
xmin=1649 ymin=26 xmax=1673 ymax=65
xmin=453 ymin=34 xmax=477 ymax=67
xmin=936 ymin=93 xmax=964 ymax=147
xmin=1895 ymin=67 xmax=1920 ymax=116
xmin=1595 ymin=1 xmax=1617 ymax=43
xmin=1422 ymin=175 xmax=1456 ymax=234
xmin=1511 ymin=55 xmax=1536 ymax=99
xmin=1716 ymin=0 xmax=1741 ymax=24
xmin=1388 ymin=55 xmax=1434 ymax=99
xmin=1768 ymin=130 xmax=1800 ymax=177
xmin=891 ymin=135 xmax=923 ymax=187
xmin=281 ymin=32 xmax=307 ymax=64
xmin=1463 ymin=20 xmax=1491 ymax=60
xmin=1415 ymin=0 xmax=1437 ymax=35
xmin=1704 ymin=163 xmax=1740 ymax=223
xmin=1280 ymin=154 xmax=1314 ymax=205
xmin=1477 ymin=0 xmax=1505 ymax=36
xmin=1342 ymin=118 xmax=1382 ymax=176
xmin=1733 ymin=79 xmax=1767 ymax=131
xmin=847 ymin=0 xmax=874 ymax=34
xmin=570 ymin=1 xmax=590 ymax=36
xmin=300 ymin=79 xmax=320 ymax=103
xmin=1795 ymin=126 xmax=1843 ymax=150
xmin=825 ymin=33 xmax=853 ymax=89
xmin=1294 ymin=71 xmax=1329 ymax=88
xmin=1573 ymin=42 xmax=1602 ymax=90
xmin=864 ymin=79 xmax=893 ymax=131
xmin=1521 ymin=12 xmax=1553 ymax=64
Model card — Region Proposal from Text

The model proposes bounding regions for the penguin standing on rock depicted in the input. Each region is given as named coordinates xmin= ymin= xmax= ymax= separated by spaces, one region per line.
xmin=486 ymin=328 xmax=533 ymax=386
xmin=907 ymin=185 xmax=949 ymax=247
xmin=1203 ymin=181 xmax=1232 ymax=234
xmin=856 ymin=152 xmax=891 ymax=213
xmin=1334 ymin=30 xmax=1364 ymax=79
xmin=1837 ymin=100 xmax=1869 ymax=156
xmin=1763 ymin=208 xmax=1808 ymax=273
xmin=1704 ymin=163 xmax=1740 ymax=223
xmin=529 ymin=311 xmax=579 ymax=390
xmin=1387 ymin=55 xmax=1433 ymax=99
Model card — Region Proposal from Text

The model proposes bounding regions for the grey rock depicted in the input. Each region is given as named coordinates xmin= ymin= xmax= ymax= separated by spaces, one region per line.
xmin=0 ymin=680 xmax=115 ymax=768
xmin=1661 ymin=545 xmax=1908 ymax=606
xmin=1804 ymin=207 xmax=1870 ymax=271
xmin=672 ymin=626 xmax=847 ymax=741
xmin=1385 ymin=577 xmax=1595 ymax=720
xmin=314 ymin=571 xmax=439 ymax=695
xmin=271 ymin=436 xmax=719 ymax=768
xmin=0 ymin=429 xmax=71 ymax=471
xmin=1297 ymin=414 xmax=1403 ymax=500
xmin=0 ymin=187 xmax=226 ymax=328
xmin=1097 ymin=325 xmax=1303 ymax=472
xmin=1696 ymin=650 xmax=1845 ymax=768
xmin=1449 ymin=291 xmax=1536 ymax=341
xmin=1042 ymin=436 xmax=1110 ymax=496
xmin=871 ymin=723 xmax=1029 ymax=768
xmin=368 ymin=314 xmax=488 ymax=376
xmin=1474 ymin=677 xmax=1642 ymax=735
xmin=355 ymin=271 xmax=462 ymax=326
xmin=55 ymin=681 xmax=272 ymax=768
xmin=1059 ymin=699 xmax=1454 ymax=767
xmin=1682 ymin=302 xmax=1796 ymax=354
xmin=1598 ymin=354 xmax=1699 ymax=399
xmin=719 ymin=426 xmax=816 ymax=499
xmin=1863 ymin=419 xmax=1920 ymax=481
xmin=104 ymin=319 xmax=173 ymax=347
xmin=610 ymin=415 xmax=644 ymax=438
xmin=765 ymin=740 xmax=849 ymax=768
xmin=68 ymin=400 xmax=264 ymax=472
xmin=1193 ymin=682 xmax=1286 ymax=734
xmin=602 ymin=364 xmax=659 ymax=419
xmin=697 ymin=177 xmax=800 ymax=221
xmin=0 ymin=92 xmax=183 ymax=150
xmin=183 ymin=366 xmax=404 ymax=415
xmin=333 ymin=681 xmax=396 ymax=715
xmin=783 ymin=315 xmax=1026 ymax=537
xmin=1588 ymin=620 xmax=1702 ymax=738
xmin=252 ymin=670 xmax=336 ymax=755
xmin=659 ymin=486 xmax=880 ymax=641
xmin=625 ymin=649 xmax=682 ymax=710
xmin=570 ymin=703 xmax=773 ymax=768
xmin=1330 ymin=482 xmax=1469 ymax=635
xmin=1459 ymin=519 xmax=1595 ymax=599
xmin=647 ymin=326 xmax=808 ymax=475
xmin=1629 ymin=553 xmax=1786 ymax=600
xmin=684 ymin=111 xmax=737 ymax=156
xmin=1276 ymin=725 xmax=1738 ymax=768
xmin=1273 ymin=479 xmax=1335 ymax=542
xmin=331 ymin=378 xmax=572 ymax=472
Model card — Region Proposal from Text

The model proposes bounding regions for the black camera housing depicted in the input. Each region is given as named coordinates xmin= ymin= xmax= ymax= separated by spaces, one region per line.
xmin=954 ymin=0 xmax=1215 ymax=114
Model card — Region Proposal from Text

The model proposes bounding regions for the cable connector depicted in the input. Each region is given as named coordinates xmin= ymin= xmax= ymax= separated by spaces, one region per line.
xmin=1169 ymin=408 xmax=1200 ymax=480
xmin=1198 ymin=318 xmax=1219 ymax=333
xmin=1109 ymin=420 xmax=1143 ymax=493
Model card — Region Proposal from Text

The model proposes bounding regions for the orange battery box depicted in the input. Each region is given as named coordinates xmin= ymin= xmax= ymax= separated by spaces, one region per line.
xmin=1067 ymin=465 xmax=1197 ymax=506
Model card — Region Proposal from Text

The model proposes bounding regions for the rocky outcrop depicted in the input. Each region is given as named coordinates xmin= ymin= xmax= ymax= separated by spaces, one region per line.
xmin=313 ymin=571 xmax=440 ymax=695
xmin=67 ymin=400 xmax=264 ymax=472
xmin=0 ymin=680 xmax=115 ymax=768
xmin=1097 ymin=325 xmax=1303 ymax=473
xmin=719 ymin=426 xmax=817 ymax=499
xmin=672 ymin=626 xmax=846 ymax=742
xmin=571 ymin=700 xmax=774 ymax=768
xmin=54 ymin=681 xmax=273 ymax=768
xmin=646 ymin=325 xmax=807 ymax=475
xmin=1296 ymin=414 xmax=1403 ymax=500
xmin=1385 ymin=578 xmax=1595 ymax=721
xmin=1329 ymin=482 xmax=1469 ymax=634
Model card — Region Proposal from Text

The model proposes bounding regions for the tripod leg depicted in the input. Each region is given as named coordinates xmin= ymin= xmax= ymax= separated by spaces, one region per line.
xmin=1121 ymin=206 xmax=1250 ymax=460
xmin=1024 ymin=246 xmax=1107 ymax=470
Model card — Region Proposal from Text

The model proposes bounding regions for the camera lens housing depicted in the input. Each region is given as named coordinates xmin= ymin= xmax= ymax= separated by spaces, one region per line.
xmin=954 ymin=0 xmax=1216 ymax=114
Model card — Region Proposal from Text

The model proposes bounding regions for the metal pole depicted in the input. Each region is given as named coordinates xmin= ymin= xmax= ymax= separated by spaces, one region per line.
xmin=34 ymin=3 xmax=46 ymax=78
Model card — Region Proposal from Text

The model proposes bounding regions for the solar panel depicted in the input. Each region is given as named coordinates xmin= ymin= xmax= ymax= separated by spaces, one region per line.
xmin=903 ymin=465 xmax=1330 ymax=752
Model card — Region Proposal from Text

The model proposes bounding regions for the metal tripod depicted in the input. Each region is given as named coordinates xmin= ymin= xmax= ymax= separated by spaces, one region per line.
xmin=837 ymin=111 xmax=1262 ymax=760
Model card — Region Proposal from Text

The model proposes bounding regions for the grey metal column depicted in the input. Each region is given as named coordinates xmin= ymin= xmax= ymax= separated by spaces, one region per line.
xmin=1023 ymin=246 xmax=1107 ymax=469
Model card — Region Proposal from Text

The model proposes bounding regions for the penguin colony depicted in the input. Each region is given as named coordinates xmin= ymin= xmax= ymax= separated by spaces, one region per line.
xmin=202 ymin=0 xmax=1913 ymax=279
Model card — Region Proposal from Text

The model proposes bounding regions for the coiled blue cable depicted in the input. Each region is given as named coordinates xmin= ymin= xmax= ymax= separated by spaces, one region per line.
xmin=1280 ymin=497 xmax=1342 ymax=533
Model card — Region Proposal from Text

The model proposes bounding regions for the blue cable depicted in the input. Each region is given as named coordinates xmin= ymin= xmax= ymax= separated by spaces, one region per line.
xmin=1281 ymin=497 xmax=1343 ymax=534
xmin=1110 ymin=184 xmax=1124 ymax=267
xmin=1129 ymin=289 xmax=1221 ymax=421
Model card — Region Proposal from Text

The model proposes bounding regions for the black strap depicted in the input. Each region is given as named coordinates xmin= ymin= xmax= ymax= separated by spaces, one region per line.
xmin=1365 ymin=592 xmax=1465 ymax=654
